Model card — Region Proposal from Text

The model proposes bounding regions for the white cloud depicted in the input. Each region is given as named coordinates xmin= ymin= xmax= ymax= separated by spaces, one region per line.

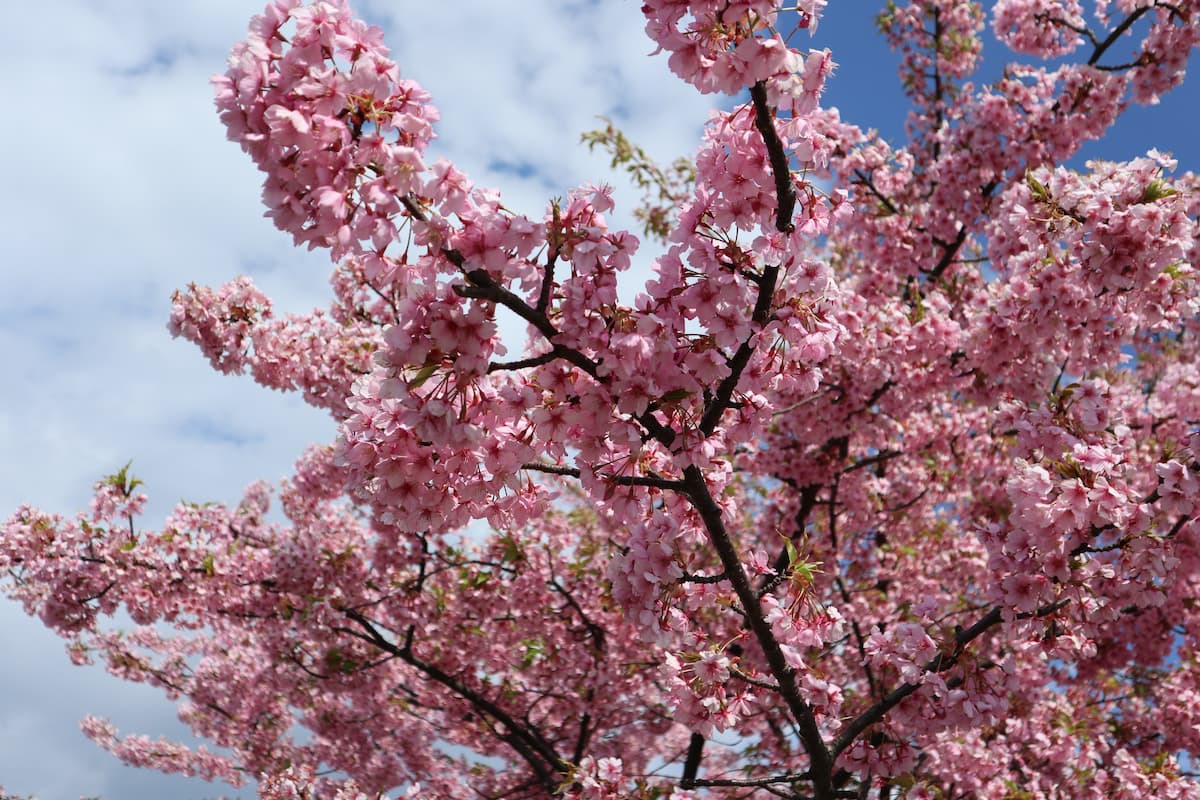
xmin=0 ymin=2 xmax=724 ymax=798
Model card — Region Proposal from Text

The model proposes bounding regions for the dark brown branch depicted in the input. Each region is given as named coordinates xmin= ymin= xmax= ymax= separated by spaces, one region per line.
xmin=673 ymin=78 xmax=839 ymax=797
xmin=847 ymin=615 xmax=879 ymax=700
xmin=1094 ymin=56 xmax=1154 ymax=71
xmin=520 ymin=462 xmax=685 ymax=490
xmin=548 ymin=578 xmax=607 ymax=655
xmin=925 ymin=225 xmax=968 ymax=281
xmin=695 ymin=83 xmax=791 ymax=438
xmin=571 ymin=709 xmax=592 ymax=767
xmin=749 ymin=82 xmax=798 ymax=231
xmin=698 ymin=295 xmax=776 ymax=437
xmin=538 ymin=203 xmax=561 ymax=313
xmin=827 ymin=473 xmax=842 ymax=554
xmin=1087 ymin=5 xmax=1154 ymax=66
xmin=402 ymin=194 xmax=680 ymax=447
xmin=831 ymin=599 xmax=1069 ymax=759
xmin=730 ymin=665 xmax=781 ymax=691
xmin=932 ymin=8 xmax=945 ymax=136
xmin=680 ymin=732 xmax=705 ymax=789
xmin=488 ymin=351 xmax=558 ymax=373
xmin=842 ymin=450 xmax=902 ymax=474
xmin=883 ymin=488 xmax=928 ymax=514
xmin=692 ymin=770 xmax=812 ymax=788
xmin=455 ymin=270 xmax=561 ymax=344
xmin=522 ymin=463 xmax=580 ymax=477
xmin=680 ymin=570 xmax=728 ymax=584
xmin=78 ymin=580 xmax=118 ymax=604
xmin=683 ymin=466 xmax=835 ymax=798
xmin=852 ymin=169 xmax=901 ymax=216
xmin=340 ymin=612 xmax=565 ymax=792
xmin=863 ymin=380 xmax=897 ymax=412
xmin=1045 ymin=13 xmax=1100 ymax=48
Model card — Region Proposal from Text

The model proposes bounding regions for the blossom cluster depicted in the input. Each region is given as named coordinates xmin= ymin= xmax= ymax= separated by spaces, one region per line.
xmin=213 ymin=0 xmax=440 ymax=263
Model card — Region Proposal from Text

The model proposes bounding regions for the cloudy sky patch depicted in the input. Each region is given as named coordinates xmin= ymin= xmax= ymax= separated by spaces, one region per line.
xmin=0 ymin=2 xmax=717 ymax=798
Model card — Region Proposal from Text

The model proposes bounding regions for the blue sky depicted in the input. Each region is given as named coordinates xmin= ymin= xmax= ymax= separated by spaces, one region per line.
xmin=0 ymin=2 xmax=1196 ymax=799
xmin=810 ymin=2 xmax=1200 ymax=168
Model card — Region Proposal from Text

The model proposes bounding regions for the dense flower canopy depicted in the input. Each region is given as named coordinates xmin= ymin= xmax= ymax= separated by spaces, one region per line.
xmin=4 ymin=1 xmax=1200 ymax=798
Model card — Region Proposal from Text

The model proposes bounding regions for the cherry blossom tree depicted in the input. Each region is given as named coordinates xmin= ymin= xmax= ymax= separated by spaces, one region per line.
xmin=5 ymin=1 xmax=1200 ymax=798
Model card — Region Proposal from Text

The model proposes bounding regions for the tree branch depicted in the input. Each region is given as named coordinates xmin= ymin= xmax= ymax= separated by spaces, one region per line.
xmin=680 ymin=732 xmax=705 ymax=789
xmin=831 ymin=599 xmax=1069 ymax=759
xmin=1087 ymin=5 xmax=1154 ymax=66
xmin=749 ymin=82 xmax=798 ymax=231
xmin=683 ymin=466 xmax=835 ymax=798
xmin=402 ymin=193 xmax=680 ymax=447
xmin=696 ymin=82 xmax=791 ymax=438
xmin=340 ymin=611 xmax=566 ymax=792
xmin=520 ymin=462 xmax=685 ymax=490
xmin=488 ymin=351 xmax=558 ymax=373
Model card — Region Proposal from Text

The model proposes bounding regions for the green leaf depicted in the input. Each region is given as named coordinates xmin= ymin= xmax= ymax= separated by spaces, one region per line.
xmin=498 ymin=534 xmax=524 ymax=564
xmin=408 ymin=361 xmax=440 ymax=389
xmin=782 ymin=535 xmax=799 ymax=570
xmin=324 ymin=647 xmax=359 ymax=674
xmin=791 ymin=556 xmax=822 ymax=587
xmin=520 ymin=638 xmax=545 ymax=668
xmin=1140 ymin=178 xmax=1178 ymax=204
xmin=1025 ymin=170 xmax=1050 ymax=202
xmin=875 ymin=0 xmax=898 ymax=32
xmin=1163 ymin=261 xmax=1188 ymax=280
xmin=103 ymin=461 xmax=144 ymax=497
